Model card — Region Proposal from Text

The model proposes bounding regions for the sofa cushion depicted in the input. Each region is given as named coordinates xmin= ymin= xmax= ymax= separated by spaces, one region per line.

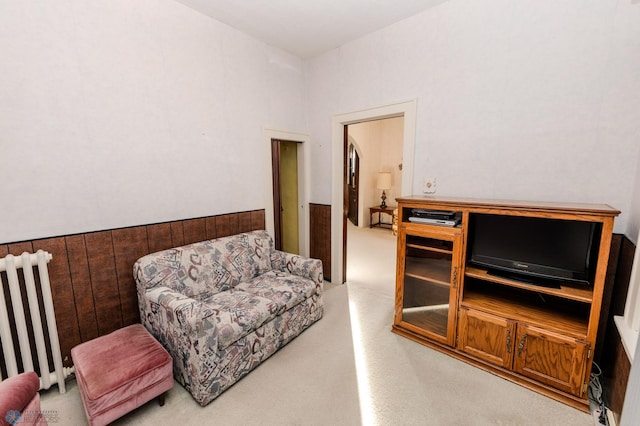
xmin=202 ymin=289 xmax=279 ymax=350
xmin=135 ymin=230 xmax=275 ymax=300
xmin=216 ymin=231 xmax=274 ymax=284
xmin=236 ymin=271 xmax=318 ymax=315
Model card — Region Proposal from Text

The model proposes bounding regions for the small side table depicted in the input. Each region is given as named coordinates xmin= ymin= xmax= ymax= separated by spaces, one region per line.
xmin=370 ymin=206 xmax=396 ymax=229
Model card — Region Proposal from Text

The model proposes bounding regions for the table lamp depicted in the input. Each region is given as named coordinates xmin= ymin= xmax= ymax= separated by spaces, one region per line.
xmin=377 ymin=172 xmax=392 ymax=208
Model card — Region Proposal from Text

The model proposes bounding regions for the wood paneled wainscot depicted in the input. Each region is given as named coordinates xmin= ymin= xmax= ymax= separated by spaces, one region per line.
xmin=0 ymin=210 xmax=265 ymax=377
xmin=393 ymin=196 xmax=619 ymax=411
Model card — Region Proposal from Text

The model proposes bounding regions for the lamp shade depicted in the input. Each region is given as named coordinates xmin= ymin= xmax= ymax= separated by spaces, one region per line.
xmin=377 ymin=172 xmax=392 ymax=190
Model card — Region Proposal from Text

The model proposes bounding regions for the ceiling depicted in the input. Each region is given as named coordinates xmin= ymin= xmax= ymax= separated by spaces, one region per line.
xmin=174 ymin=0 xmax=446 ymax=59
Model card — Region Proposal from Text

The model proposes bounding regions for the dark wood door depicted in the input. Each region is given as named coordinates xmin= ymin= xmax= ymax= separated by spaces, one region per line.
xmin=347 ymin=143 xmax=359 ymax=226
xmin=271 ymin=140 xmax=283 ymax=250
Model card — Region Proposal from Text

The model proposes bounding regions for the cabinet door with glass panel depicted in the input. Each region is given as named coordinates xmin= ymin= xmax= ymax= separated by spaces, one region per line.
xmin=394 ymin=225 xmax=463 ymax=346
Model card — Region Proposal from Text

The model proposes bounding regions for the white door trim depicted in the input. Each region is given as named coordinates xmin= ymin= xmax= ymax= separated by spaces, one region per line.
xmin=263 ymin=128 xmax=310 ymax=257
xmin=331 ymin=100 xmax=417 ymax=283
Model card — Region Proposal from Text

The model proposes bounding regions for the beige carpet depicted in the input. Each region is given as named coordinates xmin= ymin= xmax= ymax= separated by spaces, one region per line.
xmin=40 ymin=223 xmax=592 ymax=425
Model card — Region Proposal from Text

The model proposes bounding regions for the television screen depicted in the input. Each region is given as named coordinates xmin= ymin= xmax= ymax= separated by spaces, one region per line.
xmin=468 ymin=214 xmax=599 ymax=286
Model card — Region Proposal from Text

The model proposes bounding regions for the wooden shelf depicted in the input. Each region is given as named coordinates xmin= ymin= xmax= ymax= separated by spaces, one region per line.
xmin=461 ymin=288 xmax=588 ymax=339
xmin=401 ymin=221 xmax=463 ymax=236
xmin=401 ymin=306 xmax=448 ymax=337
xmin=396 ymin=196 xmax=620 ymax=217
xmin=406 ymin=242 xmax=452 ymax=255
xmin=405 ymin=257 xmax=451 ymax=286
xmin=465 ymin=267 xmax=593 ymax=304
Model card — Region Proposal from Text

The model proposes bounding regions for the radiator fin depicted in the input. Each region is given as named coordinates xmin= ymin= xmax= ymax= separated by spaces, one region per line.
xmin=0 ymin=250 xmax=70 ymax=393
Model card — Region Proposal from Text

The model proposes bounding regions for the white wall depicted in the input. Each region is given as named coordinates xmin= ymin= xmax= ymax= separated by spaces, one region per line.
xmin=0 ymin=0 xmax=305 ymax=243
xmin=305 ymin=0 xmax=640 ymax=236
xmin=2 ymin=0 xmax=638 ymax=240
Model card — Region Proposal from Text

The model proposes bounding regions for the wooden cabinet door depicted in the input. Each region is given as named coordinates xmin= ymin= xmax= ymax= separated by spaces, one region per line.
xmin=395 ymin=226 xmax=463 ymax=347
xmin=512 ymin=324 xmax=589 ymax=397
xmin=458 ymin=307 xmax=515 ymax=369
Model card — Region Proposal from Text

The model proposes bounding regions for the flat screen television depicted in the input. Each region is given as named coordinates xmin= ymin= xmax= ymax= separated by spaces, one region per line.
xmin=468 ymin=214 xmax=600 ymax=286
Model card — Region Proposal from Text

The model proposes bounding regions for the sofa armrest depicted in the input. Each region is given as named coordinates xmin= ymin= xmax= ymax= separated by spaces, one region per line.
xmin=140 ymin=286 xmax=219 ymax=358
xmin=0 ymin=372 xmax=42 ymax=425
xmin=271 ymin=250 xmax=324 ymax=290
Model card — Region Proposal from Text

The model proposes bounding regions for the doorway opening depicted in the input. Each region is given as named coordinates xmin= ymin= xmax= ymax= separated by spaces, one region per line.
xmin=347 ymin=117 xmax=405 ymax=229
xmin=331 ymin=100 xmax=417 ymax=284
xmin=263 ymin=129 xmax=310 ymax=257
xmin=272 ymin=139 xmax=301 ymax=253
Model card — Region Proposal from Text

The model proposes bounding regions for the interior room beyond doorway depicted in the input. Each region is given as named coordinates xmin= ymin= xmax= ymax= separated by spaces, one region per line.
xmin=347 ymin=116 xmax=404 ymax=229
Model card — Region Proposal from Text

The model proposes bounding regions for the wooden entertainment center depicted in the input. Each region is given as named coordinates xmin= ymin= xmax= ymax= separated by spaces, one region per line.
xmin=392 ymin=196 xmax=620 ymax=411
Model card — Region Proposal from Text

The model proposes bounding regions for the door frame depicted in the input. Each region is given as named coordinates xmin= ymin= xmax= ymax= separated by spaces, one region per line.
xmin=331 ymin=100 xmax=417 ymax=284
xmin=263 ymin=128 xmax=310 ymax=257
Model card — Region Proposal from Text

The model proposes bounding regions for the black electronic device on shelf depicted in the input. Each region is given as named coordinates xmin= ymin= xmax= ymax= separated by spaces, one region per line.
xmin=411 ymin=209 xmax=457 ymax=220
xmin=409 ymin=209 xmax=461 ymax=227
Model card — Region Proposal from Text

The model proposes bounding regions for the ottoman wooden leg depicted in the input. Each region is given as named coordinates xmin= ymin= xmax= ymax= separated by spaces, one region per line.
xmin=159 ymin=393 xmax=166 ymax=407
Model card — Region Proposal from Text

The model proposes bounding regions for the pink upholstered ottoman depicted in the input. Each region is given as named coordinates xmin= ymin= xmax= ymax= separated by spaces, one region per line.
xmin=71 ymin=324 xmax=173 ymax=426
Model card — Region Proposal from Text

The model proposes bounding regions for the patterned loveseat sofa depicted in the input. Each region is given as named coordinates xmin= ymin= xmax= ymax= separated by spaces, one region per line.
xmin=134 ymin=230 xmax=324 ymax=406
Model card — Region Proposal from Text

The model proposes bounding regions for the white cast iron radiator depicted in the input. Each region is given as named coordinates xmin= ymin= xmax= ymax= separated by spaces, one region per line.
xmin=0 ymin=250 xmax=72 ymax=393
